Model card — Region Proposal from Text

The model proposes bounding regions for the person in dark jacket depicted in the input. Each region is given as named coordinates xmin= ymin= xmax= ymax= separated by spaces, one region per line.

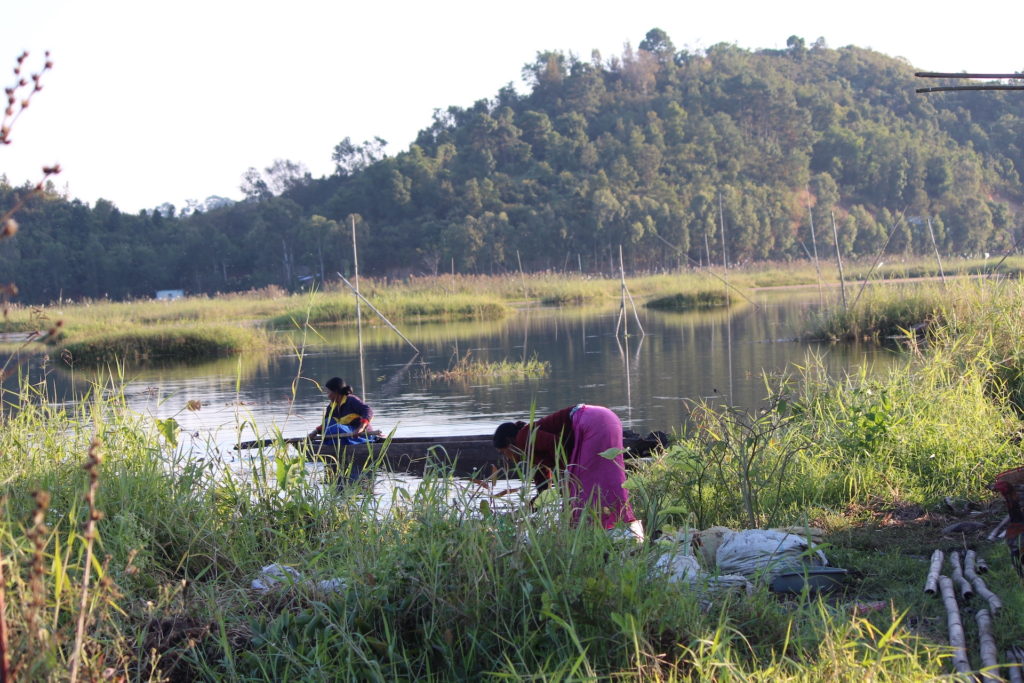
xmin=308 ymin=377 xmax=374 ymax=443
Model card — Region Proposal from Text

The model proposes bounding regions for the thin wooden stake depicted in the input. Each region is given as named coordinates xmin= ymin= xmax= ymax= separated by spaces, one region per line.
xmin=617 ymin=246 xmax=644 ymax=337
xmin=617 ymin=245 xmax=629 ymax=341
xmin=807 ymin=194 xmax=823 ymax=307
xmin=352 ymin=215 xmax=365 ymax=395
xmin=831 ymin=212 xmax=848 ymax=312
xmin=926 ymin=218 xmax=946 ymax=286
xmin=850 ymin=213 xmax=904 ymax=311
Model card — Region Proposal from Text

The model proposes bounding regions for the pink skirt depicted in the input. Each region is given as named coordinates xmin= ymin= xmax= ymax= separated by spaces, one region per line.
xmin=566 ymin=405 xmax=637 ymax=529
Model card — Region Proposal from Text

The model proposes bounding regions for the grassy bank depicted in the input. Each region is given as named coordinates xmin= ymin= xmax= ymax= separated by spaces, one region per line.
xmin=4 ymin=280 xmax=1024 ymax=679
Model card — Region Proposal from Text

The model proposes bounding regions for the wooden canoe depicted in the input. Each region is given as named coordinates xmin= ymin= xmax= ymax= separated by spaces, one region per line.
xmin=237 ymin=433 xmax=668 ymax=478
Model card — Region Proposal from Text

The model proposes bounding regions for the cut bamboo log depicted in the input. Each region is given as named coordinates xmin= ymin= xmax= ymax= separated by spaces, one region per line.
xmin=938 ymin=576 xmax=972 ymax=674
xmin=938 ymin=576 xmax=972 ymax=673
xmin=949 ymin=551 xmax=974 ymax=600
xmin=924 ymin=549 xmax=944 ymax=594
xmin=976 ymin=609 xmax=1000 ymax=681
xmin=976 ymin=556 xmax=989 ymax=573
xmin=1008 ymin=645 xmax=1024 ymax=683
xmin=965 ymin=551 xmax=1003 ymax=614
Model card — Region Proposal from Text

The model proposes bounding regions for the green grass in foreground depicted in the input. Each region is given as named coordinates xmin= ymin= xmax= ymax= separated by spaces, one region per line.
xmin=4 ymin=280 xmax=1024 ymax=679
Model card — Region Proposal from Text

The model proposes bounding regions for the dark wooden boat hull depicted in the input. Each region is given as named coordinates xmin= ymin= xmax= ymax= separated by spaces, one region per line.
xmin=291 ymin=433 xmax=666 ymax=478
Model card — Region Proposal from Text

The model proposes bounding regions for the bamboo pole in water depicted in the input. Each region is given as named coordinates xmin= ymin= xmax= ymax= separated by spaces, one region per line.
xmin=351 ymin=215 xmax=366 ymax=395
xmin=850 ymin=213 xmax=904 ymax=311
xmin=938 ymin=576 xmax=972 ymax=674
xmin=617 ymin=245 xmax=644 ymax=337
xmin=926 ymin=218 xmax=947 ymax=286
xmin=807 ymin=194 xmax=823 ymax=307
xmin=831 ymin=212 xmax=848 ymax=313
xmin=616 ymin=245 xmax=629 ymax=340
xmin=336 ymin=273 xmax=419 ymax=353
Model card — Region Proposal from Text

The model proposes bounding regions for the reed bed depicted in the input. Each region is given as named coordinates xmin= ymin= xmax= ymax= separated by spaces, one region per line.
xmin=425 ymin=353 xmax=551 ymax=380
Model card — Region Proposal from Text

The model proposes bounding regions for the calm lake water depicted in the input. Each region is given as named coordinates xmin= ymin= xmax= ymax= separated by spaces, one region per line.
xmin=44 ymin=291 xmax=897 ymax=451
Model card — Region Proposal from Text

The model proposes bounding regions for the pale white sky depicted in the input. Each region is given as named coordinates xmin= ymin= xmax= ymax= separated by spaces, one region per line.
xmin=2 ymin=0 xmax=1022 ymax=214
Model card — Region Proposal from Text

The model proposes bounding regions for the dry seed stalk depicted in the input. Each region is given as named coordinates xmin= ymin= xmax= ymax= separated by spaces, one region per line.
xmin=25 ymin=490 xmax=50 ymax=646
xmin=68 ymin=437 xmax=103 ymax=683
xmin=1 ymin=51 xmax=52 ymax=145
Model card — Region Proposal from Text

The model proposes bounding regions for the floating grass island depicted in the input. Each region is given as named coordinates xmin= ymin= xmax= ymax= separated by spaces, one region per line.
xmin=426 ymin=355 xmax=551 ymax=380
xmin=58 ymin=325 xmax=274 ymax=365
xmin=645 ymin=289 xmax=733 ymax=311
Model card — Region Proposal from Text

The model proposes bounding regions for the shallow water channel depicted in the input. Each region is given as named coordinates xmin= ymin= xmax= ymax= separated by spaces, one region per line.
xmin=43 ymin=291 xmax=899 ymax=502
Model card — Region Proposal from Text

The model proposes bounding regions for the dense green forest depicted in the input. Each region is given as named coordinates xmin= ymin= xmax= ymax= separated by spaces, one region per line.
xmin=3 ymin=30 xmax=1023 ymax=302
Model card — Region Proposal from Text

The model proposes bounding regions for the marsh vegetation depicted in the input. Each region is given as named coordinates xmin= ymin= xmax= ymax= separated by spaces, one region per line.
xmin=2 ymin=278 xmax=1024 ymax=679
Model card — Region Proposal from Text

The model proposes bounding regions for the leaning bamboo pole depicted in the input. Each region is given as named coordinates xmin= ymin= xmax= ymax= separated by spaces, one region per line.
xmin=926 ymin=218 xmax=946 ymax=286
xmin=336 ymin=273 xmax=420 ymax=354
xmin=924 ymin=549 xmax=944 ymax=594
xmin=831 ymin=212 xmax=848 ymax=313
xmin=976 ymin=609 xmax=999 ymax=681
xmin=938 ymin=576 xmax=972 ymax=674
xmin=806 ymin=194 xmax=823 ymax=307
xmin=351 ymin=215 xmax=366 ymax=395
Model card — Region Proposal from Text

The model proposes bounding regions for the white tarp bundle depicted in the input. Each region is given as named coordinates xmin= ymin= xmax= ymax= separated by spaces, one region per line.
xmin=251 ymin=563 xmax=347 ymax=593
xmin=714 ymin=529 xmax=828 ymax=578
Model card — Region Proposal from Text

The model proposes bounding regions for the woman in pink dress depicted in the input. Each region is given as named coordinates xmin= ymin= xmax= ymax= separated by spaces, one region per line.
xmin=493 ymin=404 xmax=641 ymax=535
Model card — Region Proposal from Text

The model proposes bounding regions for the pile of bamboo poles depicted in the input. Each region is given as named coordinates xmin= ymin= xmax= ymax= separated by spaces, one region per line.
xmin=924 ymin=549 xmax=1018 ymax=678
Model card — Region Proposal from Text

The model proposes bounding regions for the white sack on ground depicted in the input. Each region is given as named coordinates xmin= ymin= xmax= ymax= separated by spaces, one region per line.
xmin=715 ymin=529 xmax=828 ymax=578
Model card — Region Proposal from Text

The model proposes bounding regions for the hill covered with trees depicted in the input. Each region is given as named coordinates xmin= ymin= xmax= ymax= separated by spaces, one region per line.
xmin=3 ymin=30 xmax=1023 ymax=302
